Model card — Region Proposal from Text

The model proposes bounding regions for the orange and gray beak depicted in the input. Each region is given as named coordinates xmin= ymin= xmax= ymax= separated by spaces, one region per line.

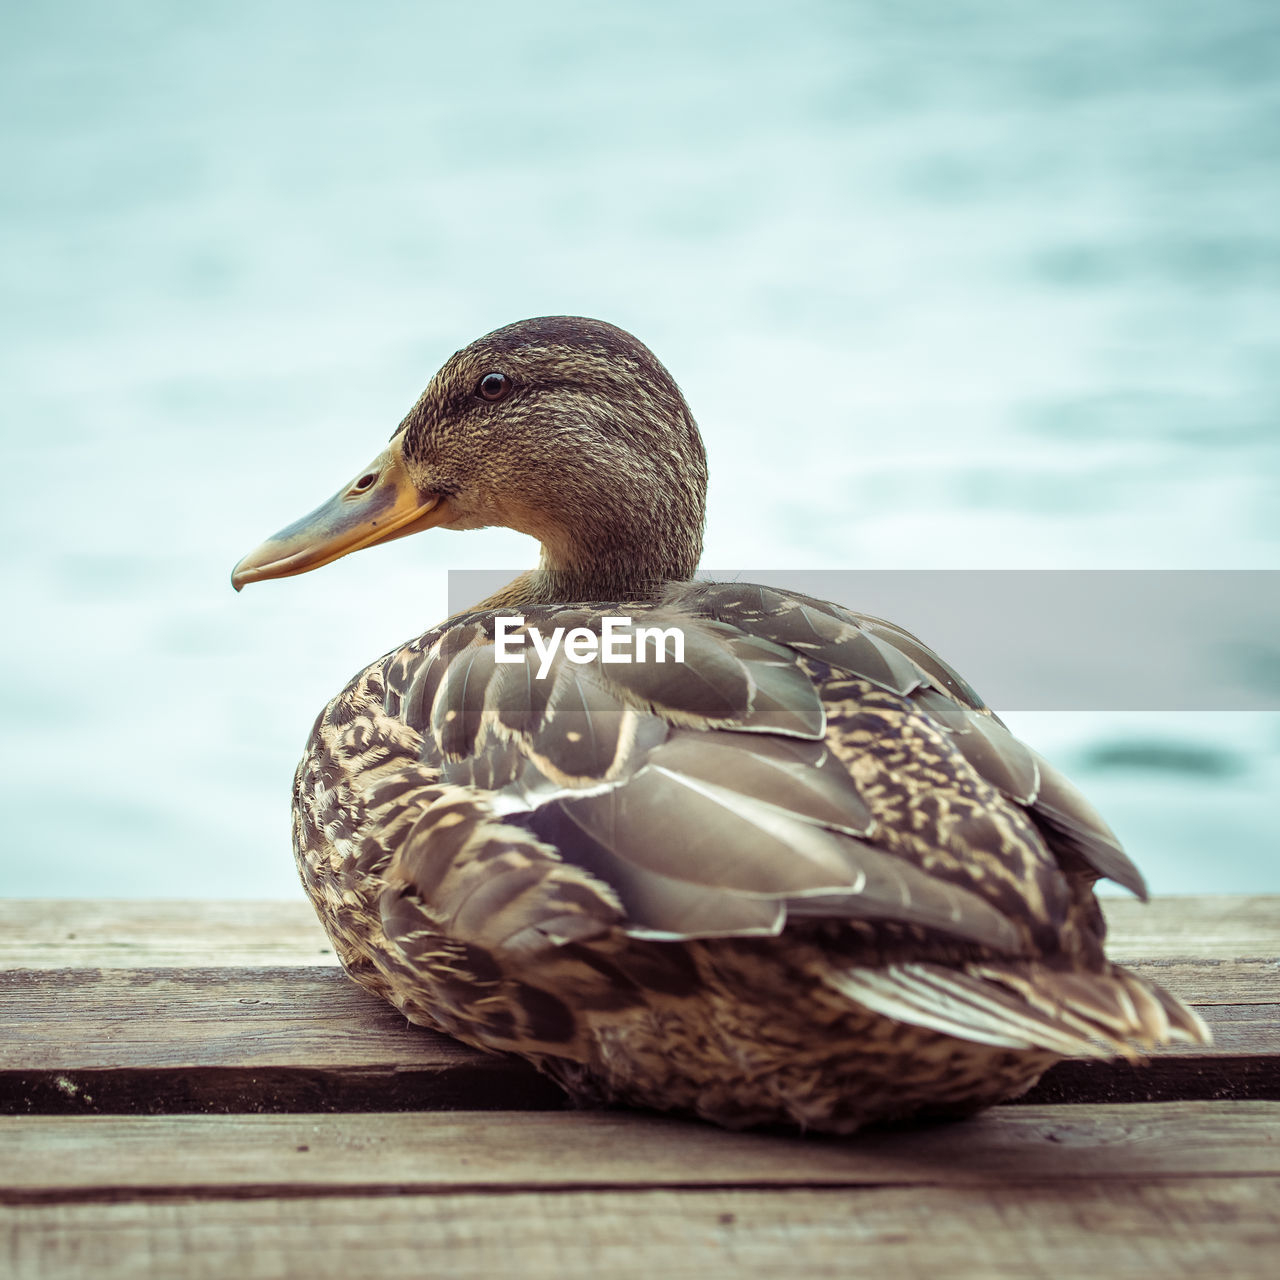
xmin=231 ymin=436 xmax=451 ymax=590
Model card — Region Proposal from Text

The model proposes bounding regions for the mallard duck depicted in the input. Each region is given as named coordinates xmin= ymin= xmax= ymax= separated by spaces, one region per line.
xmin=232 ymin=316 xmax=1209 ymax=1133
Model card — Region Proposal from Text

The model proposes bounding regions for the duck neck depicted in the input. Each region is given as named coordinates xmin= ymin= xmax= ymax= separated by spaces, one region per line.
xmin=478 ymin=513 xmax=703 ymax=610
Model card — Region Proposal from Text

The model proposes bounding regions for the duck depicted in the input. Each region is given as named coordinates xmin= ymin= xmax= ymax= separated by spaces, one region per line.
xmin=232 ymin=315 xmax=1209 ymax=1133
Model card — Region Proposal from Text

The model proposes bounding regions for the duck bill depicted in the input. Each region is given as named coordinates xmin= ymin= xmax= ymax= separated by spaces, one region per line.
xmin=231 ymin=438 xmax=449 ymax=590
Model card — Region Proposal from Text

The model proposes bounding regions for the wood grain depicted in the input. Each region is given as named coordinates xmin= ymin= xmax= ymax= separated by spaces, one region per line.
xmin=2 ymin=897 xmax=1275 ymax=1113
xmin=4 ymin=968 xmax=1274 ymax=1072
xmin=2 ymin=967 xmax=1277 ymax=1113
xmin=1100 ymin=895 xmax=1280 ymax=963
xmin=0 ymin=969 xmax=447 ymax=1070
xmin=0 ymin=968 xmax=1273 ymax=1070
xmin=4 ymin=1179 xmax=1276 ymax=1280
xmin=1 ymin=1103 xmax=1277 ymax=1202
xmin=0 ymin=900 xmax=337 ymax=969
xmin=2 ymin=895 xmax=1275 ymax=968
xmin=2 ymin=899 xmax=1276 ymax=1278
xmin=1118 ymin=957 xmax=1279 ymax=1005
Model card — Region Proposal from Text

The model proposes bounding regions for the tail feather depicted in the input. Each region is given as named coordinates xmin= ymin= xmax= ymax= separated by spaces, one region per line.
xmin=828 ymin=959 xmax=1213 ymax=1060
xmin=1148 ymin=977 xmax=1214 ymax=1045
xmin=1109 ymin=968 xmax=1171 ymax=1046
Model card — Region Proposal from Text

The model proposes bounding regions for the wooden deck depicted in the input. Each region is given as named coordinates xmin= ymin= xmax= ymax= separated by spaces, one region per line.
xmin=2 ymin=896 xmax=1277 ymax=1278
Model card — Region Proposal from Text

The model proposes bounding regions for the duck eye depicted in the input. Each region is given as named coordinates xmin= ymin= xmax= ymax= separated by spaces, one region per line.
xmin=477 ymin=372 xmax=511 ymax=402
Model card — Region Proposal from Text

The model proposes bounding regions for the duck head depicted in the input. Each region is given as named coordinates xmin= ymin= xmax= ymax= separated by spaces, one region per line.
xmin=231 ymin=317 xmax=708 ymax=603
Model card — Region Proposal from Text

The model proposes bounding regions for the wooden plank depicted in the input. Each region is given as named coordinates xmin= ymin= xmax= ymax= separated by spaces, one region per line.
xmin=0 ymin=969 xmax=442 ymax=1070
xmin=1 ymin=966 xmax=1276 ymax=1114
xmin=0 ymin=900 xmax=337 ymax=969
xmin=3 ymin=1179 xmax=1276 ymax=1280
xmin=0 ymin=967 xmax=561 ymax=1115
xmin=1101 ymin=895 xmax=1280 ymax=962
xmin=12 ymin=968 xmax=1269 ymax=1075
xmin=1 ymin=897 xmax=1274 ymax=1113
xmin=1 ymin=1103 xmax=1277 ymax=1202
xmin=1119 ymin=958 xmax=1279 ymax=1006
xmin=2 ymin=896 xmax=1275 ymax=969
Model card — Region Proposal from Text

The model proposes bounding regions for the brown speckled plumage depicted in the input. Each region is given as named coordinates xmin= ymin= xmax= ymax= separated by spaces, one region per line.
xmin=240 ymin=316 xmax=1209 ymax=1133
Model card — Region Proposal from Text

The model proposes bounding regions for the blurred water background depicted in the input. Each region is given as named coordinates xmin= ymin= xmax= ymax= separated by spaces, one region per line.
xmin=1 ymin=0 xmax=1277 ymax=897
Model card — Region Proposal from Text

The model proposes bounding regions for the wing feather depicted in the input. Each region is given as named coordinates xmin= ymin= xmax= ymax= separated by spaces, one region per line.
xmin=827 ymin=958 xmax=1209 ymax=1058
xmin=393 ymin=583 xmax=1154 ymax=979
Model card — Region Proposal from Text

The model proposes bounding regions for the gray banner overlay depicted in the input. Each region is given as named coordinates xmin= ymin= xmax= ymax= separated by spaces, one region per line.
xmin=447 ymin=570 xmax=1280 ymax=712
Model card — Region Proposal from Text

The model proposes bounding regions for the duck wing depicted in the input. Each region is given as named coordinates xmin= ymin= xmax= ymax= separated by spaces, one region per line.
xmin=320 ymin=583 xmax=1198 ymax=1057
xmin=389 ymin=584 xmax=1146 ymax=942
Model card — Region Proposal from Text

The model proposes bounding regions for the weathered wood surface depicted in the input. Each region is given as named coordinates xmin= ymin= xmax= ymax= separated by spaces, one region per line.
xmin=2 ymin=897 xmax=1277 ymax=1114
xmin=0 ymin=900 xmax=340 ymax=969
xmin=2 ymin=1103 xmax=1277 ymax=1201
xmin=2 ymin=897 xmax=1278 ymax=1279
xmin=0 ymin=969 xmax=1275 ymax=1113
xmin=4 ymin=894 xmax=1275 ymax=970
xmin=5 ymin=1179 xmax=1277 ymax=1280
